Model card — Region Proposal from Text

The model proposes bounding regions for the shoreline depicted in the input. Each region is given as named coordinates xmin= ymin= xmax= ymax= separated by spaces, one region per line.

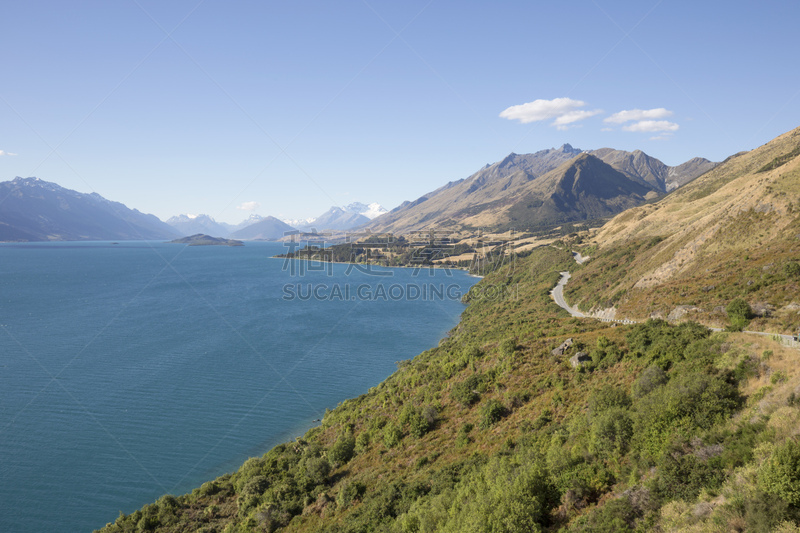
xmin=273 ymin=254 xmax=475 ymax=274
xmin=94 ymin=261 xmax=479 ymax=530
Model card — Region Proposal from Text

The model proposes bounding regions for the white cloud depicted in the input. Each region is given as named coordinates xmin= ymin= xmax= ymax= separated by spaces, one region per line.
xmin=605 ymin=108 xmax=673 ymax=124
xmin=499 ymin=97 xmax=600 ymax=128
xmin=0 ymin=150 xmax=18 ymax=156
xmin=622 ymin=120 xmax=679 ymax=133
xmin=237 ymin=201 xmax=260 ymax=211
xmin=553 ymin=109 xmax=603 ymax=130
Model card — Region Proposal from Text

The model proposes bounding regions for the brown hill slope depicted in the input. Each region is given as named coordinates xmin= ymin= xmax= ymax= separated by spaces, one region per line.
xmin=589 ymin=148 xmax=716 ymax=191
xmin=566 ymin=125 xmax=800 ymax=333
xmin=369 ymin=146 xmax=715 ymax=235
xmin=458 ymin=154 xmax=657 ymax=231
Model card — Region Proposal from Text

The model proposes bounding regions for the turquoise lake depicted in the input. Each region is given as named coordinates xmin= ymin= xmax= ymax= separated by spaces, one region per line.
xmin=0 ymin=241 xmax=477 ymax=532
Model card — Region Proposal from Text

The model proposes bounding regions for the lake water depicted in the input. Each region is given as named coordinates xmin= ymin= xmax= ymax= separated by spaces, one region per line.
xmin=0 ymin=241 xmax=477 ymax=532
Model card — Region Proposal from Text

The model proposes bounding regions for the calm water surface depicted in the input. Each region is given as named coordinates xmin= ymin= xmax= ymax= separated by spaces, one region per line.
xmin=0 ymin=241 xmax=477 ymax=532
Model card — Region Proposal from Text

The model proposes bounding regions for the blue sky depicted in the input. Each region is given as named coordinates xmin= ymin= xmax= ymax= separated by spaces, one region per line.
xmin=2 ymin=1 xmax=799 ymax=223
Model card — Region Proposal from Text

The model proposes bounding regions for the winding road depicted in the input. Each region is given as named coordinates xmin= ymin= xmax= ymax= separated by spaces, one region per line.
xmin=550 ymin=271 xmax=585 ymax=318
xmin=550 ymin=251 xmax=800 ymax=348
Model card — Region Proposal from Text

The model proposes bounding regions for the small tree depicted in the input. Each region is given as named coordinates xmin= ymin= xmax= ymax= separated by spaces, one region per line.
xmin=328 ymin=431 xmax=355 ymax=465
xmin=383 ymin=423 xmax=403 ymax=448
xmin=479 ymin=399 xmax=507 ymax=429
xmin=727 ymin=298 xmax=752 ymax=331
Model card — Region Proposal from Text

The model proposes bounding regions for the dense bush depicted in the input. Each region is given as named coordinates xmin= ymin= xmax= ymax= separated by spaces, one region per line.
xmin=588 ymin=385 xmax=631 ymax=415
xmin=328 ymin=431 xmax=356 ymax=465
xmin=785 ymin=261 xmax=800 ymax=278
xmin=383 ymin=423 xmax=403 ymax=448
xmin=632 ymin=365 xmax=668 ymax=398
xmin=727 ymin=298 xmax=753 ymax=331
xmin=653 ymin=452 xmax=725 ymax=502
xmin=758 ymin=439 xmax=800 ymax=505
xmin=479 ymin=399 xmax=508 ymax=429
xmin=336 ymin=480 xmax=366 ymax=509
xmin=626 ymin=320 xmax=710 ymax=368
xmin=633 ymin=372 xmax=741 ymax=460
xmin=451 ymin=374 xmax=483 ymax=407
xmin=590 ymin=407 xmax=633 ymax=457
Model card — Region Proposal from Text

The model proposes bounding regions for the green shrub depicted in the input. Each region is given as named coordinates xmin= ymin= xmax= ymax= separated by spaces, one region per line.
xmin=771 ymin=370 xmax=789 ymax=385
xmin=742 ymin=490 xmax=792 ymax=533
xmin=727 ymin=298 xmax=752 ymax=330
xmin=328 ymin=431 xmax=356 ymax=465
xmin=355 ymin=431 xmax=371 ymax=454
xmin=588 ymin=385 xmax=631 ymax=416
xmin=784 ymin=261 xmax=800 ymax=278
xmin=758 ymin=439 xmax=800 ymax=505
xmin=408 ymin=412 xmax=432 ymax=439
xmin=383 ymin=423 xmax=403 ymax=448
xmin=570 ymin=497 xmax=636 ymax=532
xmin=456 ymin=423 xmax=473 ymax=448
xmin=337 ymin=480 xmax=366 ymax=509
xmin=452 ymin=374 xmax=483 ymax=407
xmin=303 ymin=457 xmax=331 ymax=485
xmin=626 ymin=320 xmax=710 ymax=368
xmin=499 ymin=337 xmax=517 ymax=358
xmin=590 ymin=407 xmax=634 ymax=457
xmin=632 ymin=365 xmax=668 ymax=398
xmin=734 ymin=357 xmax=760 ymax=383
xmin=531 ymin=409 xmax=553 ymax=430
xmin=654 ymin=452 xmax=725 ymax=502
xmin=479 ymin=399 xmax=508 ymax=429
xmin=633 ymin=372 xmax=741 ymax=460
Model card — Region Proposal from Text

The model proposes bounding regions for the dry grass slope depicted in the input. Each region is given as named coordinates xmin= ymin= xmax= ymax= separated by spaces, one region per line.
xmin=567 ymin=126 xmax=800 ymax=334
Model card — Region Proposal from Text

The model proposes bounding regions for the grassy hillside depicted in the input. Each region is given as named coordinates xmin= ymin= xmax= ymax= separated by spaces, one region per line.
xmin=97 ymin=241 xmax=800 ymax=533
xmin=565 ymin=126 xmax=800 ymax=334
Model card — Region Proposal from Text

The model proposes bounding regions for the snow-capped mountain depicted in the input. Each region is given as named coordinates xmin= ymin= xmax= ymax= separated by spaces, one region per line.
xmin=344 ymin=202 xmax=388 ymax=220
xmin=282 ymin=202 xmax=386 ymax=232
xmin=281 ymin=216 xmax=316 ymax=228
xmin=167 ymin=214 xmax=231 ymax=237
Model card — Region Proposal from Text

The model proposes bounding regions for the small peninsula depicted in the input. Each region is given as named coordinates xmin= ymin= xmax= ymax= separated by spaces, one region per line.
xmin=168 ymin=234 xmax=244 ymax=246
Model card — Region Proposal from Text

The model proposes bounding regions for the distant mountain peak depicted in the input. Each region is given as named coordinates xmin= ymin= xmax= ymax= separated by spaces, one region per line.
xmin=167 ymin=213 xmax=230 ymax=238
xmin=559 ymin=143 xmax=581 ymax=154
xmin=343 ymin=201 xmax=388 ymax=220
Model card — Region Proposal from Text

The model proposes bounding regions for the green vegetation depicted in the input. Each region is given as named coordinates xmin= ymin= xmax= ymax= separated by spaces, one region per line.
xmin=168 ymin=234 xmax=244 ymax=246
xmin=96 ymin=245 xmax=800 ymax=533
xmin=727 ymin=297 xmax=753 ymax=331
xmin=564 ymin=225 xmax=800 ymax=335
xmin=277 ymin=233 xmax=486 ymax=271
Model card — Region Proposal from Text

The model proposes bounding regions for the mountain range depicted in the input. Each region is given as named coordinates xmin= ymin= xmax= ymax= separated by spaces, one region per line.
xmin=165 ymin=204 xmax=389 ymax=239
xmin=283 ymin=202 xmax=389 ymax=232
xmin=166 ymin=214 xmax=233 ymax=238
xmin=0 ymin=177 xmax=178 ymax=241
xmin=367 ymin=145 xmax=716 ymax=234
xmin=0 ymin=145 xmax=712 ymax=242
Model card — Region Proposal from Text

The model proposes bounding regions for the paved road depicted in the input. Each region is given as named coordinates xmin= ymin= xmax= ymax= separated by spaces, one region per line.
xmin=572 ymin=251 xmax=589 ymax=264
xmin=552 ymin=254 xmax=800 ymax=349
xmin=551 ymin=271 xmax=586 ymax=318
